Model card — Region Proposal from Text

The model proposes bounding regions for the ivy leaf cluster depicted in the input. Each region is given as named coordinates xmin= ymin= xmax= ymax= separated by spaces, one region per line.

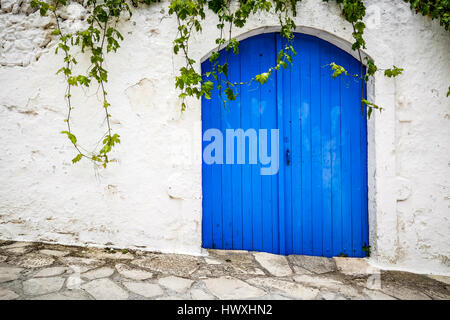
xmin=170 ymin=0 xmax=301 ymax=109
xmin=329 ymin=62 xmax=348 ymax=79
xmin=384 ymin=66 xmax=404 ymax=78
xmin=405 ymin=0 xmax=450 ymax=31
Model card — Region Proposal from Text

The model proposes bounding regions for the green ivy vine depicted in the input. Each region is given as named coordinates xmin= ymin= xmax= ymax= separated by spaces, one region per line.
xmin=29 ymin=0 xmax=450 ymax=167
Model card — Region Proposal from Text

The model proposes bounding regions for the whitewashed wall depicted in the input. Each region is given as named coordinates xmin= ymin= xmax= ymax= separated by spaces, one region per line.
xmin=0 ymin=0 xmax=449 ymax=275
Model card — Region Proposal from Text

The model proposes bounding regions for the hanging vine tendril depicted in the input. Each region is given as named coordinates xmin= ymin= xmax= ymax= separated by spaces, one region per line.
xmin=29 ymin=0 xmax=450 ymax=166
xmin=31 ymin=0 xmax=132 ymax=167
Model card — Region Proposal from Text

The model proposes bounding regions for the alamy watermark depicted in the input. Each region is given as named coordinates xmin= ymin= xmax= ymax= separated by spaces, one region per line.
xmin=167 ymin=122 xmax=279 ymax=176
xmin=203 ymin=128 xmax=279 ymax=176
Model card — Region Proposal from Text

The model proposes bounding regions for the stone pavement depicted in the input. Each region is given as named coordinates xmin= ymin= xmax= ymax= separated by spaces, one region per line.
xmin=0 ymin=241 xmax=449 ymax=300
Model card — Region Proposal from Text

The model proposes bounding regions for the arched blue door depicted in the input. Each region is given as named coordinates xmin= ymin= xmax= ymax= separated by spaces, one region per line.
xmin=201 ymin=33 xmax=368 ymax=257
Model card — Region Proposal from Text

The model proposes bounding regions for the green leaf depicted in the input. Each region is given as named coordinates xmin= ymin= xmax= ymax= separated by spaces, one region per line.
xmin=255 ymin=72 xmax=270 ymax=84
xmin=384 ymin=66 xmax=404 ymax=78
xmin=330 ymin=62 xmax=348 ymax=78
xmin=72 ymin=154 xmax=83 ymax=164
xmin=224 ymin=87 xmax=236 ymax=101
xmin=61 ymin=131 xmax=77 ymax=145
xmin=362 ymin=99 xmax=382 ymax=119
xmin=364 ymin=58 xmax=378 ymax=82
xmin=277 ymin=49 xmax=284 ymax=63
xmin=209 ymin=52 xmax=220 ymax=62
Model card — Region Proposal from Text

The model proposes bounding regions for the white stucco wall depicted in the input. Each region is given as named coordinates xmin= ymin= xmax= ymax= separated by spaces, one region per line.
xmin=0 ymin=0 xmax=449 ymax=275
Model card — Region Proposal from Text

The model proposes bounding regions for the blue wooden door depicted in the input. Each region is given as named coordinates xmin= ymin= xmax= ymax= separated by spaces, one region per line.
xmin=201 ymin=33 xmax=368 ymax=257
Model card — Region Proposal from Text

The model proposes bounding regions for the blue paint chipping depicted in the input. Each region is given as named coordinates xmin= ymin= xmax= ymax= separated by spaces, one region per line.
xmin=201 ymin=33 xmax=368 ymax=257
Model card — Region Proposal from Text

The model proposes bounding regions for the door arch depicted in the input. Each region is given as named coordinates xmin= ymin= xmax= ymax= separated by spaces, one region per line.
xmin=201 ymin=32 xmax=368 ymax=257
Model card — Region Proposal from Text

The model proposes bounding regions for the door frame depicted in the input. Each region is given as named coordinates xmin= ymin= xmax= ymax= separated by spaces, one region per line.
xmin=200 ymin=26 xmax=398 ymax=262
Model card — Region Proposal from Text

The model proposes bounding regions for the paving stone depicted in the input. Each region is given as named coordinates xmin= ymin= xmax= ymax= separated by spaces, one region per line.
xmin=59 ymin=257 xmax=105 ymax=273
xmin=427 ymin=275 xmax=450 ymax=285
xmin=10 ymin=253 xmax=54 ymax=268
xmin=0 ymin=288 xmax=19 ymax=300
xmin=86 ymin=251 xmax=134 ymax=260
xmin=34 ymin=267 xmax=67 ymax=278
xmin=131 ymin=254 xmax=200 ymax=277
xmin=82 ymin=278 xmax=129 ymax=300
xmin=0 ymin=242 xmax=33 ymax=250
xmin=159 ymin=276 xmax=193 ymax=293
xmin=246 ymin=277 xmax=319 ymax=300
xmin=294 ymin=276 xmax=360 ymax=299
xmin=317 ymin=290 xmax=347 ymax=300
xmin=203 ymin=276 xmax=266 ymax=299
xmin=362 ymin=289 xmax=397 ymax=300
xmin=203 ymin=251 xmax=266 ymax=277
xmin=209 ymin=250 xmax=256 ymax=267
xmin=204 ymin=257 xmax=222 ymax=265
xmin=292 ymin=265 xmax=313 ymax=275
xmin=380 ymin=285 xmax=431 ymax=300
xmin=232 ymin=265 xmax=266 ymax=276
xmin=66 ymin=274 xmax=84 ymax=290
xmin=333 ymin=257 xmax=379 ymax=275
xmin=0 ymin=266 xmax=23 ymax=283
xmin=422 ymin=288 xmax=450 ymax=300
xmin=254 ymin=252 xmax=293 ymax=277
xmin=6 ymin=247 xmax=31 ymax=254
xmin=259 ymin=294 xmax=291 ymax=300
xmin=0 ymin=255 xmax=7 ymax=263
xmin=23 ymin=277 xmax=65 ymax=295
xmin=39 ymin=249 xmax=70 ymax=257
xmin=115 ymin=263 xmax=153 ymax=280
xmin=191 ymin=266 xmax=213 ymax=279
xmin=30 ymin=290 xmax=91 ymax=300
xmin=381 ymin=271 xmax=450 ymax=300
xmin=293 ymin=274 xmax=344 ymax=288
xmin=123 ymin=281 xmax=164 ymax=298
xmin=157 ymin=295 xmax=185 ymax=300
xmin=82 ymin=267 xmax=114 ymax=280
xmin=288 ymin=255 xmax=337 ymax=274
xmin=189 ymin=288 xmax=215 ymax=300
xmin=193 ymin=263 xmax=265 ymax=280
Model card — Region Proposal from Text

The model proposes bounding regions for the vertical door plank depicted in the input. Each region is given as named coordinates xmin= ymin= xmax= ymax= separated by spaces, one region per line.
xmin=281 ymin=36 xmax=293 ymax=255
xmin=310 ymin=37 xmax=323 ymax=257
xmin=276 ymin=34 xmax=287 ymax=255
xmin=219 ymin=52 xmax=233 ymax=250
xmin=210 ymin=59 xmax=223 ymax=249
xmin=240 ymin=37 xmax=257 ymax=251
xmin=320 ymin=42 xmax=333 ymax=257
xmin=201 ymin=60 xmax=213 ymax=249
xmin=290 ymin=35 xmax=302 ymax=255
xmin=249 ymin=36 xmax=264 ymax=251
xmin=330 ymin=51 xmax=343 ymax=256
xmin=226 ymin=50 xmax=243 ymax=250
xmin=260 ymin=34 xmax=277 ymax=253
xmin=299 ymin=35 xmax=313 ymax=255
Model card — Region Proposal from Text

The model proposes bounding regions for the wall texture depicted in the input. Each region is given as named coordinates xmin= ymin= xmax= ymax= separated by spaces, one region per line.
xmin=0 ymin=0 xmax=449 ymax=275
